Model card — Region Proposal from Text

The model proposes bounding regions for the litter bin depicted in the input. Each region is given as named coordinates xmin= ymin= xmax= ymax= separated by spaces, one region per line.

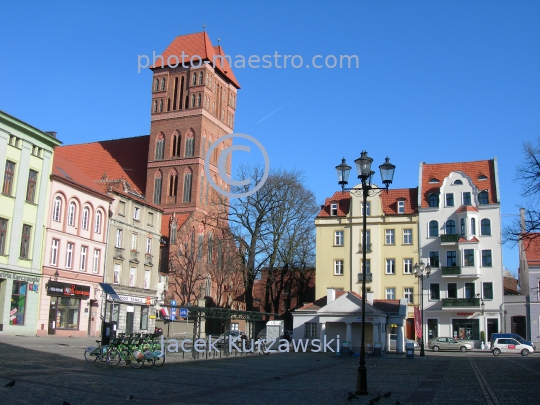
xmin=406 ymin=342 xmax=414 ymax=358
xmin=373 ymin=342 xmax=382 ymax=357
xmin=341 ymin=341 xmax=350 ymax=356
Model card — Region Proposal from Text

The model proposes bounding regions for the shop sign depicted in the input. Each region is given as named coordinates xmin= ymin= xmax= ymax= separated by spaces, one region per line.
xmin=0 ymin=271 xmax=40 ymax=285
xmin=47 ymin=281 xmax=90 ymax=299
xmin=456 ymin=312 xmax=474 ymax=316
xmin=108 ymin=294 xmax=148 ymax=305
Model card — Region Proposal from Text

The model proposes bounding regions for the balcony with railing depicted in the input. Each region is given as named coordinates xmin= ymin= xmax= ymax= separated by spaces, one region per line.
xmin=357 ymin=273 xmax=372 ymax=283
xmin=440 ymin=234 xmax=460 ymax=244
xmin=442 ymin=298 xmax=480 ymax=309
xmin=358 ymin=243 xmax=372 ymax=252
xmin=441 ymin=266 xmax=461 ymax=276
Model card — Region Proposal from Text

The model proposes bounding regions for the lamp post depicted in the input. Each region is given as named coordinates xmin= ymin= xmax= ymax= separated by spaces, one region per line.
xmin=413 ymin=261 xmax=431 ymax=357
xmin=336 ymin=151 xmax=396 ymax=396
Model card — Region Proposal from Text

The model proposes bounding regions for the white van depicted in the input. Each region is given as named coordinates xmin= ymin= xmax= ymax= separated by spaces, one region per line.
xmin=491 ymin=337 xmax=535 ymax=356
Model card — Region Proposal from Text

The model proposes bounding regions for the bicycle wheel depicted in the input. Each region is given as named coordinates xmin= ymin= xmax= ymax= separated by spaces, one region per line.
xmin=106 ymin=348 xmax=121 ymax=366
xmin=84 ymin=348 xmax=98 ymax=363
xmin=130 ymin=352 xmax=144 ymax=369
xmin=153 ymin=350 xmax=165 ymax=367
xmin=143 ymin=351 xmax=155 ymax=368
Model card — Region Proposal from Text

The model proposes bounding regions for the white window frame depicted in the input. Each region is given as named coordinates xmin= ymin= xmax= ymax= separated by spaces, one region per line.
xmin=403 ymin=229 xmax=412 ymax=244
xmin=334 ymin=259 xmax=344 ymax=275
xmin=330 ymin=203 xmax=338 ymax=216
xmin=404 ymin=258 xmax=413 ymax=274
xmin=94 ymin=211 xmax=102 ymax=234
xmin=133 ymin=206 xmax=140 ymax=221
xmin=129 ymin=267 xmax=136 ymax=287
xmin=92 ymin=249 xmax=100 ymax=274
xmin=65 ymin=242 xmax=74 ymax=269
xmin=385 ymin=229 xmax=395 ymax=245
xmin=82 ymin=207 xmax=89 ymax=230
xmin=305 ymin=322 xmax=317 ymax=338
xmin=144 ymin=270 xmax=151 ymax=289
xmin=53 ymin=197 xmax=62 ymax=222
xmin=397 ymin=200 xmax=405 ymax=214
xmin=131 ymin=233 xmax=138 ymax=251
xmin=146 ymin=237 xmax=152 ymax=254
xmin=113 ymin=263 xmax=121 ymax=284
xmin=115 ymin=229 xmax=123 ymax=248
xmin=386 ymin=259 xmax=395 ymax=274
xmin=335 ymin=230 xmax=344 ymax=246
xmin=80 ymin=246 xmax=88 ymax=271
xmin=361 ymin=201 xmax=371 ymax=216
xmin=50 ymin=238 xmax=59 ymax=266
xmin=68 ymin=202 xmax=76 ymax=226
xmin=404 ymin=287 xmax=413 ymax=303
xmin=386 ymin=288 xmax=396 ymax=300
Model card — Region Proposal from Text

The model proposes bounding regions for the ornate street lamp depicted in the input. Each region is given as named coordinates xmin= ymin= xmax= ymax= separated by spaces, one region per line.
xmin=336 ymin=151 xmax=396 ymax=396
xmin=413 ymin=261 xmax=431 ymax=357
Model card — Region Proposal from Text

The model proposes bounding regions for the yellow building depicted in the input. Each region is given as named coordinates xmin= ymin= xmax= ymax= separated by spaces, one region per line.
xmin=315 ymin=186 xmax=419 ymax=337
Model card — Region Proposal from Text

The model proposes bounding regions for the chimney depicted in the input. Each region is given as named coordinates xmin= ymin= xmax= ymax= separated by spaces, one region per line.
xmin=366 ymin=291 xmax=374 ymax=304
xmin=520 ymin=208 xmax=526 ymax=232
xmin=326 ymin=287 xmax=336 ymax=304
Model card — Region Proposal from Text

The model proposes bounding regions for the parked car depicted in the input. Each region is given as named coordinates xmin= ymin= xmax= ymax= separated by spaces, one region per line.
xmin=405 ymin=338 xmax=419 ymax=349
xmin=489 ymin=333 xmax=536 ymax=351
xmin=428 ymin=337 xmax=472 ymax=352
xmin=491 ymin=337 xmax=534 ymax=356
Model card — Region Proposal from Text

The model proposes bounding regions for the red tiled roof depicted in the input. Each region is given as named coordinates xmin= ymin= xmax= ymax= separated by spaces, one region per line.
xmin=523 ymin=233 xmax=540 ymax=266
xmin=317 ymin=191 xmax=351 ymax=218
xmin=55 ymin=136 xmax=150 ymax=196
xmin=296 ymin=292 xmax=401 ymax=314
xmin=150 ymin=32 xmax=240 ymax=89
xmin=52 ymin=155 xmax=112 ymax=201
xmin=419 ymin=160 xmax=498 ymax=208
xmin=381 ymin=188 xmax=418 ymax=215
xmin=372 ymin=299 xmax=400 ymax=313
xmin=456 ymin=205 xmax=479 ymax=213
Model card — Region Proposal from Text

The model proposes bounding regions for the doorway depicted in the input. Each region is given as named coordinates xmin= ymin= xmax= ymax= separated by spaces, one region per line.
xmin=48 ymin=300 xmax=57 ymax=335
xmin=427 ymin=319 xmax=438 ymax=340
xmin=126 ymin=311 xmax=134 ymax=334
xmin=511 ymin=316 xmax=526 ymax=339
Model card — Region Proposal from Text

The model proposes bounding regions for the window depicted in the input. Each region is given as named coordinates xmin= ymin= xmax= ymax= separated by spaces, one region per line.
xmin=305 ymin=322 xmax=317 ymax=338
xmin=197 ymin=93 xmax=202 ymax=107
xmin=481 ymin=219 xmax=491 ymax=235
xmin=404 ymin=288 xmax=413 ymax=303
xmin=428 ymin=193 xmax=439 ymax=207
xmin=464 ymin=282 xmax=475 ymax=298
xmin=65 ymin=242 xmax=73 ymax=268
xmin=460 ymin=218 xmax=466 ymax=235
xmin=82 ymin=207 xmax=89 ymax=230
xmin=403 ymin=229 xmax=412 ymax=244
xmin=446 ymin=251 xmax=457 ymax=267
xmin=386 ymin=288 xmax=396 ymax=300
xmin=463 ymin=192 xmax=471 ymax=205
xmin=155 ymin=137 xmax=165 ymax=159
xmin=68 ymin=202 xmax=76 ymax=226
xmin=118 ymin=200 xmax=126 ymax=216
xmin=483 ymin=282 xmax=493 ymax=300
xmin=479 ymin=190 xmax=489 ymax=204
xmin=129 ymin=267 xmax=136 ymax=287
xmin=140 ymin=306 xmax=149 ymax=330
xmin=2 ymin=161 xmax=15 ymax=195
xmin=361 ymin=230 xmax=371 ymax=250
xmin=453 ymin=180 xmax=463 ymax=185
xmin=55 ymin=297 xmax=80 ymax=329
xmin=147 ymin=212 xmax=154 ymax=226
xmin=94 ymin=211 xmax=102 ymax=234
xmin=446 ymin=193 xmax=454 ymax=207
xmin=386 ymin=259 xmax=395 ymax=274
xmin=207 ymin=234 xmax=213 ymax=263
xmin=430 ymin=283 xmax=440 ymax=300
xmin=335 ymin=230 xmax=344 ymax=246
xmin=197 ymin=234 xmax=203 ymax=261
xmin=471 ymin=218 xmax=476 ymax=235
xmin=92 ymin=249 xmax=100 ymax=274
xmin=50 ymin=239 xmax=59 ymax=266
xmin=131 ymin=233 xmax=138 ymax=251
xmin=185 ymin=137 xmax=194 ymax=157
xmin=160 ymin=77 xmax=166 ymax=91
xmin=20 ymin=225 xmax=31 ymax=259
xmin=464 ymin=249 xmax=474 ymax=266
xmin=385 ymin=229 xmax=395 ymax=245
xmin=334 ymin=259 xmax=344 ymax=275
xmin=144 ymin=270 xmax=150 ymax=290
xmin=133 ymin=207 xmax=140 ymax=221
xmin=53 ymin=197 xmax=62 ymax=222
xmin=10 ymin=281 xmax=27 ymax=325
xmin=0 ymin=217 xmax=7 ymax=255
xmin=361 ymin=201 xmax=371 ymax=216
xmin=159 ymin=99 xmax=163 ymax=112
xmin=446 ymin=220 xmax=456 ymax=235
xmin=447 ymin=283 xmax=457 ymax=298
xmin=183 ymin=172 xmax=192 ymax=202
xmin=80 ymin=246 xmax=88 ymax=271
xmin=429 ymin=251 xmax=440 ymax=268
xmin=397 ymin=200 xmax=405 ymax=214
xmin=429 ymin=220 xmax=439 ymax=237
xmin=192 ymin=72 xmax=197 ymax=85
xmin=153 ymin=100 xmax=157 ymax=113
xmin=482 ymin=250 xmax=492 ymax=266
xmin=154 ymin=173 xmax=162 ymax=204
xmin=330 ymin=203 xmax=338 ymax=216
xmin=404 ymin=258 xmax=413 ymax=274
xmin=146 ymin=237 xmax=152 ymax=254
xmin=153 ymin=78 xmax=159 ymax=92
xmin=115 ymin=229 xmax=123 ymax=248
xmin=191 ymin=94 xmax=196 ymax=108
xmin=26 ymin=170 xmax=38 ymax=203
xmin=362 ymin=259 xmax=371 ymax=274
xmin=198 ymin=72 xmax=204 ymax=85
xmin=113 ymin=263 xmax=120 ymax=284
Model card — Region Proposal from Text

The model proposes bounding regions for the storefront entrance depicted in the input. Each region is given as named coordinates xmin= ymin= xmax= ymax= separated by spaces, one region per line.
xmin=126 ymin=311 xmax=134 ymax=334
xmin=48 ymin=301 xmax=57 ymax=334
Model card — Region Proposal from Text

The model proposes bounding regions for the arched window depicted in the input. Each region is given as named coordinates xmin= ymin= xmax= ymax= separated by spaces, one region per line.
xmin=52 ymin=196 xmax=62 ymax=222
xmin=183 ymin=170 xmax=192 ymax=203
xmin=159 ymin=99 xmax=163 ymax=112
xmin=160 ymin=78 xmax=166 ymax=91
xmin=453 ymin=179 xmax=463 ymax=185
xmin=153 ymin=170 xmax=162 ymax=204
xmin=153 ymin=100 xmax=157 ymax=113
xmin=481 ymin=219 xmax=491 ymax=235
xmin=429 ymin=220 xmax=439 ymax=237
xmin=172 ymin=132 xmax=181 ymax=157
xmin=445 ymin=219 xmax=456 ymax=235
xmin=428 ymin=193 xmax=439 ymax=207
xmin=197 ymin=93 xmax=202 ymax=107
xmin=155 ymin=133 xmax=165 ymax=160
xmin=153 ymin=78 xmax=159 ymax=92
xmin=68 ymin=202 xmax=77 ymax=226
xmin=95 ymin=211 xmax=102 ymax=234
xmin=191 ymin=94 xmax=196 ymax=108
xmin=198 ymin=72 xmax=204 ymax=85
xmin=479 ymin=190 xmax=489 ymax=204
xmin=185 ymin=132 xmax=195 ymax=157
xmin=82 ymin=207 xmax=90 ymax=230
xmin=190 ymin=228 xmax=195 ymax=258
xmin=169 ymin=169 xmax=178 ymax=197
xmin=471 ymin=218 xmax=476 ymax=235
xmin=204 ymin=274 xmax=212 ymax=297
xmin=460 ymin=218 xmax=466 ymax=235
xmin=207 ymin=233 xmax=213 ymax=263
xmin=192 ymin=72 xmax=197 ymax=86
xmin=170 ymin=219 xmax=177 ymax=245
xmin=197 ymin=234 xmax=204 ymax=261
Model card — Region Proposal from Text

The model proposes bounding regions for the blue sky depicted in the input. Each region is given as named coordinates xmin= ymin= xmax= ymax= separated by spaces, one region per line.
xmin=1 ymin=1 xmax=539 ymax=272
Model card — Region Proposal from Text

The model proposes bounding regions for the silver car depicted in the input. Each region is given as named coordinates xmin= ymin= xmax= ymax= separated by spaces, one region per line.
xmin=428 ymin=337 xmax=472 ymax=352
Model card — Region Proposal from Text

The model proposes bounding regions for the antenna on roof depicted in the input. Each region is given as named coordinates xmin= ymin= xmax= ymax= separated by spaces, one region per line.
xmin=217 ymin=37 xmax=220 ymax=43
xmin=203 ymin=22 xmax=206 ymax=30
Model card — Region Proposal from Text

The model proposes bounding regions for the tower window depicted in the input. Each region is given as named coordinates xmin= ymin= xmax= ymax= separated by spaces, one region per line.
xmin=191 ymin=94 xmax=196 ymax=108
xmin=197 ymin=93 xmax=202 ymax=107
xmin=153 ymin=78 xmax=159 ymax=92
xmin=160 ymin=78 xmax=166 ymax=91
xmin=198 ymin=72 xmax=203 ymax=85
xmin=153 ymin=172 xmax=162 ymax=204
xmin=185 ymin=136 xmax=194 ymax=157
xmin=192 ymin=72 xmax=197 ymax=86
xmin=183 ymin=171 xmax=192 ymax=203
xmin=159 ymin=99 xmax=163 ymax=112
xmin=155 ymin=135 xmax=165 ymax=160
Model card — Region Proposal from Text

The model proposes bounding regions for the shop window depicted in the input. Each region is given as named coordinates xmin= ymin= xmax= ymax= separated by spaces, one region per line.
xmin=55 ymin=297 xmax=80 ymax=329
xmin=140 ymin=306 xmax=149 ymax=330
xmin=10 ymin=281 xmax=27 ymax=325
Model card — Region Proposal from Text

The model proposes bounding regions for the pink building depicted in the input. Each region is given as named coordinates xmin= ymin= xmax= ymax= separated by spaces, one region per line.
xmin=37 ymin=155 xmax=113 ymax=337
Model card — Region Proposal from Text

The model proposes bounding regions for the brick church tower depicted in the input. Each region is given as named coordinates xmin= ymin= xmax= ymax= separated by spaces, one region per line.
xmin=145 ymin=32 xmax=240 ymax=215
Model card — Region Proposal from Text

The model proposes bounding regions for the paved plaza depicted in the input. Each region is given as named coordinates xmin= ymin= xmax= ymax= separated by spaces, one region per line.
xmin=0 ymin=335 xmax=539 ymax=405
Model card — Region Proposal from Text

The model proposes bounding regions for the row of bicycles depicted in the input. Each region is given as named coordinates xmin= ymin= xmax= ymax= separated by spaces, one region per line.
xmin=84 ymin=332 xmax=165 ymax=369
